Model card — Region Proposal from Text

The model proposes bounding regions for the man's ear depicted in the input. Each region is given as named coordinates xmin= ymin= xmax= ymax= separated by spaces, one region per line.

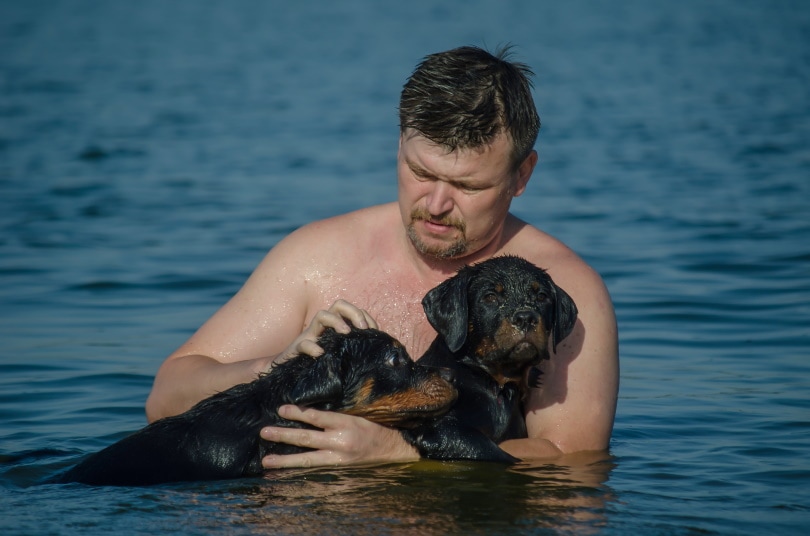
xmin=512 ymin=150 xmax=537 ymax=198
xmin=422 ymin=268 xmax=471 ymax=353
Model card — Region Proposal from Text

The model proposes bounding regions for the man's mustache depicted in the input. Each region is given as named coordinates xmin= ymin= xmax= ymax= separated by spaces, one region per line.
xmin=410 ymin=208 xmax=466 ymax=232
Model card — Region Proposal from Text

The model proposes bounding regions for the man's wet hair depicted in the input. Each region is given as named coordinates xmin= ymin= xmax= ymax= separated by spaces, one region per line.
xmin=399 ymin=45 xmax=540 ymax=171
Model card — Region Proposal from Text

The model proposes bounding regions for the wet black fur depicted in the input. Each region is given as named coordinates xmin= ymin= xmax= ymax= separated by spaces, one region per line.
xmin=402 ymin=255 xmax=578 ymax=463
xmin=50 ymin=328 xmax=454 ymax=486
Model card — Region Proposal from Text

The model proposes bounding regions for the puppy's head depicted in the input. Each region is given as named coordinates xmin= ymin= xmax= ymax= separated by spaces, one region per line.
xmin=422 ymin=255 xmax=578 ymax=385
xmin=286 ymin=327 xmax=456 ymax=428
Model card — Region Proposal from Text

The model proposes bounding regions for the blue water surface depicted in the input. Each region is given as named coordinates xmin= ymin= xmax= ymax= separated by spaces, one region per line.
xmin=1 ymin=1 xmax=809 ymax=534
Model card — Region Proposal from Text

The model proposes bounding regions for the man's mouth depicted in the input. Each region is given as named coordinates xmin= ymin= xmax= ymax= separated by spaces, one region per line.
xmin=410 ymin=208 xmax=465 ymax=235
xmin=422 ymin=219 xmax=457 ymax=234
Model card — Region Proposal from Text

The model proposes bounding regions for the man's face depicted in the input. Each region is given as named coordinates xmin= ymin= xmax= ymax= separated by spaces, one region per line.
xmin=397 ymin=130 xmax=533 ymax=260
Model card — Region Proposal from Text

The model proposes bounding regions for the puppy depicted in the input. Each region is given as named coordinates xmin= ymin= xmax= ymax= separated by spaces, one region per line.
xmin=402 ymin=255 xmax=578 ymax=463
xmin=52 ymin=327 xmax=456 ymax=486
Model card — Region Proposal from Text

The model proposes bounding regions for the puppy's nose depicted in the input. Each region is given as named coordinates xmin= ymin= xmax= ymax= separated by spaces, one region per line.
xmin=512 ymin=309 xmax=539 ymax=331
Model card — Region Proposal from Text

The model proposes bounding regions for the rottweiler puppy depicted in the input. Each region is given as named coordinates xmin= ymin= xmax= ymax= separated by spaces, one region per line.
xmin=401 ymin=255 xmax=578 ymax=463
xmin=51 ymin=327 xmax=457 ymax=486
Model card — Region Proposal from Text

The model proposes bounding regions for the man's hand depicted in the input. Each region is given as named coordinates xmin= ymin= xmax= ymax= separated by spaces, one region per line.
xmin=259 ymin=300 xmax=409 ymax=470
xmin=260 ymin=405 xmax=420 ymax=469
xmin=275 ymin=300 xmax=378 ymax=364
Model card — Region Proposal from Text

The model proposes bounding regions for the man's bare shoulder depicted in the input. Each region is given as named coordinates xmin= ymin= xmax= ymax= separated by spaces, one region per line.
xmin=287 ymin=203 xmax=397 ymax=246
xmin=269 ymin=203 xmax=394 ymax=253
xmin=505 ymin=217 xmax=603 ymax=292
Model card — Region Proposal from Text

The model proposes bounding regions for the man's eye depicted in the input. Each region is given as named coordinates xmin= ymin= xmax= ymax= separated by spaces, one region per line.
xmin=410 ymin=168 xmax=434 ymax=182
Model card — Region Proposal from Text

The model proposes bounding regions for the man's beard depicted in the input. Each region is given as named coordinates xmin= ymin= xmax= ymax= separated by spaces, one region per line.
xmin=406 ymin=208 xmax=468 ymax=259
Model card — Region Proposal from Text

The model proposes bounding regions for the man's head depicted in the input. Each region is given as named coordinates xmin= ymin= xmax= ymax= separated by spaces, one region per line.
xmin=399 ymin=45 xmax=540 ymax=172
xmin=397 ymin=46 xmax=540 ymax=261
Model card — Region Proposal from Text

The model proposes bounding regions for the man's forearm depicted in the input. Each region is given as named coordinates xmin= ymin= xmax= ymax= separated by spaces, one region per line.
xmin=499 ymin=437 xmax=564 ymax=460
xmin=145 ymin=354 xmax=268 ymax=422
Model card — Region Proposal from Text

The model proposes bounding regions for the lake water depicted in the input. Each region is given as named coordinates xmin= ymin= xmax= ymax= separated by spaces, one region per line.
xmin=1 ymin=0 xmax=809 ymax=534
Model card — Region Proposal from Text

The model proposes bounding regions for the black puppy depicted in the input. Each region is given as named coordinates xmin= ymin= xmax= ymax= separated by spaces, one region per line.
xmin=402 ymin=255 xmax=578 ymax=463
xmin=52 ymin=327 xmax=456 ymax=486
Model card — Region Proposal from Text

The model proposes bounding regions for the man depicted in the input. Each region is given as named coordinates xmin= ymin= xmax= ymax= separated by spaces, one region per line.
xmin=146 ymin=45 xmax=619 ymax=468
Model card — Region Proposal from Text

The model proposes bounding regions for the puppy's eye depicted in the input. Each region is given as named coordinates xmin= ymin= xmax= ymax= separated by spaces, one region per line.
xmin=535 ymin=292 xmax=549 ymax=302
xmin=386 ymin=351 xmax=406 ymax=367
xmin=483 ymin=292 xmax=499 ymax=303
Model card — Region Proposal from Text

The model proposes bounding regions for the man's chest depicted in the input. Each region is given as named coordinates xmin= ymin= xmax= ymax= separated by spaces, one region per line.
xmin=313 ymin=269 xmax=439 ymax=358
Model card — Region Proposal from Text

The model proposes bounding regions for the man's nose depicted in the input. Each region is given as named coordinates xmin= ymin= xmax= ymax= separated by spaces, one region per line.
xmin=425 ymin=181 xmax=454 ymax=215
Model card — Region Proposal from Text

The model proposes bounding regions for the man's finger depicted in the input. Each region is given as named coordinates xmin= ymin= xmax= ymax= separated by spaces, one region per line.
xmin=297 ymin=339 xmax=324 ymax=357
xmin=330 ymin=300 xmax=372 ymax=330
xmin=361 ymin=310 xmax=378 ymax=330
xmin=261 ymin=424 xmax=319 ymax=448
xmin=311 ymin=310 xmax=352 ymax=334
xmin=276 ymin=404 xmax=340 ymax=429
xmin=262 ymin=451 xmax=336 ymax=469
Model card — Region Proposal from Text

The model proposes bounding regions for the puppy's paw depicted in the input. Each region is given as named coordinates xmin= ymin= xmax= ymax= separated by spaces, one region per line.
xmin=528 ymin=366 xmax=544 ymax=388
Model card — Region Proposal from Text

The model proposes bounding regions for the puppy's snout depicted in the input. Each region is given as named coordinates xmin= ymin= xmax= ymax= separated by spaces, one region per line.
xmin=511 ymin=309 xmax=539 ymax=331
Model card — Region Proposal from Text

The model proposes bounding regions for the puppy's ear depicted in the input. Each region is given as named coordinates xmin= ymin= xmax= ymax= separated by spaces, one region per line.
xmin=422 ymin=269 xmax=471 ymax=353
xmin=286 ymin=353 xmax=343 ymax=408
xmin=550 ymin=282 xmax=578 ymax=353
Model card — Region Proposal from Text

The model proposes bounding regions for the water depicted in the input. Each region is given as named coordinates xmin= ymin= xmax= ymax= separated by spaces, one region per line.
xmin=1 ymin=0 xmax=809 ymax=534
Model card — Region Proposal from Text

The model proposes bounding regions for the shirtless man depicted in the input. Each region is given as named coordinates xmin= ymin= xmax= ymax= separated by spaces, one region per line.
xmin=145 ymin=46 xmax=619 ymax=468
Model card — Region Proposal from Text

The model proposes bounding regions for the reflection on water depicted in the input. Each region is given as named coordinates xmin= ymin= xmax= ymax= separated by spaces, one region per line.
xmin=15 ymin=454 xmax=615 ymax=535
xmin=171 ymin=454 xmax=615 ymax=535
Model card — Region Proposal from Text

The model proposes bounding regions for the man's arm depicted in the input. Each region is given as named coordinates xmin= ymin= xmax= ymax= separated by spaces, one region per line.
xmin=146 ymin=352 xmax=271 ymax=423
xmin=145 ymin=300 xmax=374 ymax=422
xmin=145 ymin=223 xmax=374 ymax=422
